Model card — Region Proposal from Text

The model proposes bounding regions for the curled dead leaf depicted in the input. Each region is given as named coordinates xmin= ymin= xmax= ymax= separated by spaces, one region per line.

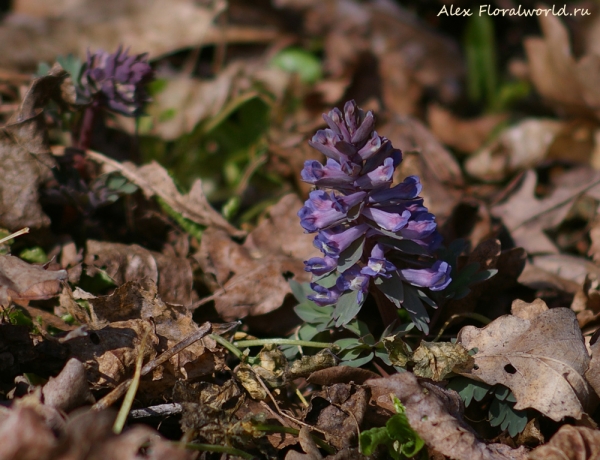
xmin=528 ymin=424 xmax=600 ymax=460
xmin=458 ymin=307 xmax=594 ymax=421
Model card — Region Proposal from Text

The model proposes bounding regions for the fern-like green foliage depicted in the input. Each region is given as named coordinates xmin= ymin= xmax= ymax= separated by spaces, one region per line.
xmin=360 ymin=396 xmax=425 ymax=459
xmin=448 ymin=377 xmax=529 ymax=437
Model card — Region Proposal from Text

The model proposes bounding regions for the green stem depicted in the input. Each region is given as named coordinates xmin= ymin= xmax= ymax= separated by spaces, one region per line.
xmin=432 ymin=312 xmax=491 ymax=342
xmin=181 ymin=442 xmax=256 ymax=459
xmin=235 ymin=339 xmax=337 ymax=350
xmin=209 ymin=333 xmax=245 ymax=360
xmin=254 ymin=424 xmax=335 ymax=455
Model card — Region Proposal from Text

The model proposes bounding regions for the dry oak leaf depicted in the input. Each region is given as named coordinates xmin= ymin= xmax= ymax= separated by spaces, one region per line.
xmin=491 ymin=168 xmax=600 ymax=255
xmin=528 ymin=424 xmax=600 ymax=460
xmin=0 ymin=255 xmax=67 ymax=306
xmin=458 ymin=307 xmax=594 ymax=421
xmin=367 ymin=372 xmax=527 ymax=460
xmin=85 ymin=151 xmax=244 ymax=238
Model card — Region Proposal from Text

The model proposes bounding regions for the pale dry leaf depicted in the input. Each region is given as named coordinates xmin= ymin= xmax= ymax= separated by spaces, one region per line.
xmin=465 ymin=119 xmax=565 ymax=182
xmin=85 ymin=151 xmax=244 ymax=238
xmin=528 ymin=424 xmax=600 ymax=460
xmin=0 ymin=0 xmax=226 ymax=69
xmin=0 ymin=255 xmax=67 ymax=306
xmin=427 ymin=104 xmax=507 ymax=154
xmin=367 ymin=373 xmax=527 ymax=460
xmin=458 ymin=308 xmax=594 ymax=421
xmin=195 ymin=194 xmax=312 ymax=325
xmin=42 ymin=358 xmax=94 ymax=413
xmin=524 ymin=13 xmax=600 ymax=119
xmin=491 ymin=168 xmax=600 ymax=255
xmin=585 ymin=339 xmax=600 ymax=402
xmin=511 ymin=298 xmax=549 ymax=321
xmin=0 ymin=406 xmax=55 ymax=460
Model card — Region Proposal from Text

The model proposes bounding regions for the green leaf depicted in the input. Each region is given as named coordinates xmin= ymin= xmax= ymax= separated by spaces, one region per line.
xmin=344 ymin=319 xmax=370 ymax=338
xmin=447 ymin=377 xmax=490 ymax=406
xmin=337 ymin=236 xmax=365 ymax=273
xmin=270 ymin=47 xmax=323 ymax=83
xmin=334 ymin=338 xmax=363 ymax=350
xmin=342 ymin=352 xmax=374 ymax=367
xmin=360 ymin=396 xmax=424 ymax=459
xmin=333 ymin=290 xmax=364 ymax=327
xmin=402 ymin=285 xmax=430 ymax=334
xmin=289 ymin=280 xmax=309 ymax=304
xmin=19 ymin=247 xmax=47 ymax=264
xmin=374 ymin=271 xmax=404 ymax=305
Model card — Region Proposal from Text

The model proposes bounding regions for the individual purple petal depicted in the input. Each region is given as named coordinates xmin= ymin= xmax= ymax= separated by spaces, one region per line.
xmin=336 ymin=265 xmax=370 ymax=303
xmin=323 ymin=107 xmax=351 ymax=142
xmin=417 ymin=232 xmax=443 ymax=252
xmin=298 ymin=190 xmax=347 ymax=232
xmin=357 ymin=131 xmax=381 ymax=161
xmin=354 ymin=157 xmax=394 ymax=189
xmin=308 ymin=283 xmax=341 ymax=306
xmin=301 ymin=159 xmax=355 ymax=187
xmin=351 ymin=111 xmax=375 ymax=144
xmin=361 ymin=207 xmax=411 ymax=232
xmin=304 ymin=256 xmax=338 ymax=276
xmin=368 ymin=176 xmax=422 ymax=204
xmin=398 ymin=260 xmax=452 ymax=291
xmin=343 ymin=100 xmax=361 ymax=136
xmin=308 ymin=129 xmax=348 ymax=163
xmin=313 ymin=224 xmax=369 ymax=257
xmin=399 ymin=212 xmax=437 ymax=240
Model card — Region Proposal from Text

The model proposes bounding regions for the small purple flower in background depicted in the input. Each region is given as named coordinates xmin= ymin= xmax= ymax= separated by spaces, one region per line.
xmin=79 ymin=46 xmax=153 ymax=116
xmin=298 ymin=100 xmax=452 ymax=330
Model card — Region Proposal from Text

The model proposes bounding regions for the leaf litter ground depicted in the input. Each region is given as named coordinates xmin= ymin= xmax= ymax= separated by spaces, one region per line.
xmin=2 ymin=1 xmax=600 ymax=459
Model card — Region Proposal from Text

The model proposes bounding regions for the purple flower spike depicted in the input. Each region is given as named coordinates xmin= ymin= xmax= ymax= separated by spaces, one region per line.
xmin=314 ymin=224 xmax=369 ymax=257
xmin=299 ymin=99 xmax=452 ymax=328
xmin=79 ymin=46 xmax=153 ymax=116
xmin=308 ymin=283 xmax=341 ymax=306
xmin=354 ymin=157 xmax=394 ymax=189
xmin=398 ymin=260 xmax=452 ymax=291
xmin=304 ymin=256 xmax=338 ymax=276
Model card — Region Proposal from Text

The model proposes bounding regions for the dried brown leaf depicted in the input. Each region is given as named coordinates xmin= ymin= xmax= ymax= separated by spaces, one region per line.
xmin=412 ymin=341 xmax=474 ymax=381
xmin=528 ymin=424 xmax=600 ymax=460
xmin=0 ymin=406 xmax=55 ymax=460
xmin=458 ymin=308 xmax=594 ymax=421
xmin=195 ymin=194 xmax=312 ymax=325
xmin=428 ymin=104 xmax=507 ymax=154
xmin=367 ymin=373 xmax=527 ymax=460
xmin=491 ymin=168 xmax=600 ymax=255
xmin=85 ymin=240 xmax=193 ymax=307
xmin=0 ymin=255 xmax=67 ymax=306
xmin=42 ymin=358 xmax=94 ymax=413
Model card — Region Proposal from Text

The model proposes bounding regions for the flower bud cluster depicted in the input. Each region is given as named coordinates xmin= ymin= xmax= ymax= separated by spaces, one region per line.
xmin=78 ymin=46 xmax=153 ymax=116
xmin=299 ymin=101 xmax=451 ymax=313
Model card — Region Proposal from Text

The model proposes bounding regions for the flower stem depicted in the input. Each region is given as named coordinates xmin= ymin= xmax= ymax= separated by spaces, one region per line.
xmin=209 ymin=333 xmax=245 ymax=360
xmin=234 ymin=338 xmax=337 ymax=350
xmin=77 ymin=104 xmax=98 ymax=150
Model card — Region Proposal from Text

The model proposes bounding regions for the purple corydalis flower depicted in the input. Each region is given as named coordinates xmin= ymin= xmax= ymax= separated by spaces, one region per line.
xmin=79 ymin=46 xmax=153 ymax=116
xmin=336 ymin=266 xmax=370 ymax=303
xmin=299 ymin=99 xmax=451 ymax=327
xmin=304 ymin=256 xmax=338 ymax=276
xmin=313 ymin=224 xmax=368 ymax=258
xmin=398 ymin=260 xmax=452 ymax=291
xmin=299 ymin=190 xmax=366 ymax=232
xmin=308 ymin=282 xmax=341 ymax=306
xmin=361 ymin=244 xmax=396 ymax=278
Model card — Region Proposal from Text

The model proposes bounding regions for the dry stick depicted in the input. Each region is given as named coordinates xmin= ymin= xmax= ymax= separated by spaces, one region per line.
xmin=93 ymin=322 xmax=214 ymax=411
